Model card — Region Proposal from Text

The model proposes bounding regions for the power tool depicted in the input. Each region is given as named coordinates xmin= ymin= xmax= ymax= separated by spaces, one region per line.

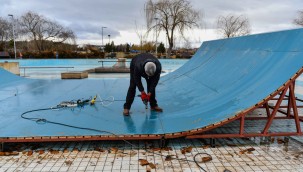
xmin=137 ymin=94 xmax=148 ymax=109
xmin=76 ymin=99 xmax=90 ymax=107
xmin=90 ymin=95 xmax=97 ymax=105
xmin=58 ymin=99 xmax=90 ymax=108
xmin=143 ymin=99 xmax=148 ymax=109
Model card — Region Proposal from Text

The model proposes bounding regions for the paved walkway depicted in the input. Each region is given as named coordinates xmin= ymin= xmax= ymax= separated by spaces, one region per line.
xmin=1 ymin=133 xmax=303 ymax=171
xmin=0 ymin=137 xmax=303 ymax=172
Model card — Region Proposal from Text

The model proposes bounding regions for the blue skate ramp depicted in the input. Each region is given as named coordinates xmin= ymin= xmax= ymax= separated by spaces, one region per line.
xmin=1 ymin=29 xmax=303 ymax=141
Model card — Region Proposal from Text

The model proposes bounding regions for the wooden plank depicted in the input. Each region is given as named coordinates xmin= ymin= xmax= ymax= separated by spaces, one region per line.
xmin=61 ymin=71 xmax=88 ymax=79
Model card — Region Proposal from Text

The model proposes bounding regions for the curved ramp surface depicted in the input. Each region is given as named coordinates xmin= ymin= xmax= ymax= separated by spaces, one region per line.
xmin=1 ymin=29 xmax=303 ymax=140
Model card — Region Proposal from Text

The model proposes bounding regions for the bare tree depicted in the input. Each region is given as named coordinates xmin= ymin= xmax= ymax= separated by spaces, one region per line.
xmin=19 ymin=12 xmax=43 ymax=52
xmin=294 ymin=10 xmax=303 ymax=26
xmin=145 ymin=0 xmax=201 ymax=58
xmin=134 ymin=21 xmax=149 ymax=52
xmin=57 ymin=29 xmax=76 ymax=43
xmin=0 ymin=17 xmax=11 ymax=51
xmin=183 ymin=39 xmax=192 ymax=50
xmin=216 ymin=14 xmax=251 ymax=38
xmin=19 ymin=11 xmax=76 ymax=52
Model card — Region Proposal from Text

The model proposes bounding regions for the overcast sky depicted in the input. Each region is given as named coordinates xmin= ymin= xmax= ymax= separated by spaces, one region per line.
xmin=1 ymin=0 xmax=302 ymax=48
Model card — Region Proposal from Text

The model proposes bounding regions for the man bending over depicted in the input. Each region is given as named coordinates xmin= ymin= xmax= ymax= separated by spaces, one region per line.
xmin=123 ymin=53 xmax=163 ymax=116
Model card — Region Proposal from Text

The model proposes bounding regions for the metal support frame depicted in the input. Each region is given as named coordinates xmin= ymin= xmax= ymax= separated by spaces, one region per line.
xmin=0 ymin=142 xmax=3 ymax=152
xmin=187 ymin=81 xmax=303 ymax=139
xmin=262 ymin=87 xmax=288 ymax=134
xmin=264 ymin=103 xmax=270 ymax=118
xmin=159 ymin=136 xmax=169 ymax=148
xmin=210 ymin=138 xmax=216 ymax=148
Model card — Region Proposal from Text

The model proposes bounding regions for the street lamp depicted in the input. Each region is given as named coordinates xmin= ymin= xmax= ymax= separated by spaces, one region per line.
xmin=108 ymin=34 xmax=111 ymax=53
xmin=154 ymin=17 xmax=159 ymax=56
xmin=101 ymin=26 xmax=107 ymax=51
xmin=8 ymin=14 xmax=16 ymax=59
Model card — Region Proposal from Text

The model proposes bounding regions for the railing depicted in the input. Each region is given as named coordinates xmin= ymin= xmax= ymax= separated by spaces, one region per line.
xmin=98 ymin=60 xmax=130 ymax=67
xmin=19 ymin=66 xmax=74 ymax=77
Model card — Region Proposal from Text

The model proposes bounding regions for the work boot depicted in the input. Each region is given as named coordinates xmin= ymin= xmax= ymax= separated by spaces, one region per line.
xmin=151 ymin=106 xmax=163 ymax=112
xmin=123 ymin=109 xmax=130 ymax=116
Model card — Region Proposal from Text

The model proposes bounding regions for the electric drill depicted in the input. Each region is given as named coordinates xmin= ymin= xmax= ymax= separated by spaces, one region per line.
xmin=143 ymin=99 xmax=148 ymax=109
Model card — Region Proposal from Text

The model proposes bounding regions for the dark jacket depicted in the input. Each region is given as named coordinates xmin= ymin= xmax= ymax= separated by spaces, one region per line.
xmin=130 ymin=53 xmax=162 ymax=93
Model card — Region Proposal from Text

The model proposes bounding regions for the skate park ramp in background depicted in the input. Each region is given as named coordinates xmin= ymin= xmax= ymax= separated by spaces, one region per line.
xmin=1 ymin=28 xmax=303 ymax=140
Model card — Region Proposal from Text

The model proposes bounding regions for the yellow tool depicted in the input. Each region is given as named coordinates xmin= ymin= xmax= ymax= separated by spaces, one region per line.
xmin=90 ymin=95 xmax=97 ymax=105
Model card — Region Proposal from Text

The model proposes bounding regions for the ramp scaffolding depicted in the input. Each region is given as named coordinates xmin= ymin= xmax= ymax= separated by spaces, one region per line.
xmin=186 ymin=78 xmax=303 ymax=139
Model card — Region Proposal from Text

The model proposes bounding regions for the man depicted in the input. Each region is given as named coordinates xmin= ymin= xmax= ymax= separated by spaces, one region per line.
xmin=123 ymin=53 xmax=163 ymax=116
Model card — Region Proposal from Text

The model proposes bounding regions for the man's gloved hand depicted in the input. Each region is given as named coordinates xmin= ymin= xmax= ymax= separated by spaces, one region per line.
xmin=141 ymin=91 xmax=148 ymax=102
xmin=147 ymin=93 xmax=151 ymax=102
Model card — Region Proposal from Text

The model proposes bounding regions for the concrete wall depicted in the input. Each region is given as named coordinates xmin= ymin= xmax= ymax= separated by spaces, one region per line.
xmin=0 ymin=62 xmax=20 ymax=76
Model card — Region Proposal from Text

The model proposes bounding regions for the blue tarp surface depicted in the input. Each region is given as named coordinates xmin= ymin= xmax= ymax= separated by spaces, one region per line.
xmin=1 ymin=29 xmax=303 ymax=137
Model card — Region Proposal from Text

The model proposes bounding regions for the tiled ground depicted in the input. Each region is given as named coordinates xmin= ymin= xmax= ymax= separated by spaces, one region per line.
xmin=0 ymin=136 xmax=303 ymax=172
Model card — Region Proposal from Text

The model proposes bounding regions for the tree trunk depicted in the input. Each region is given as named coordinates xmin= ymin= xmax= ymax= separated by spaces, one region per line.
xmin=33 ymin=33 xmax=41 ymax=53
xmin=166 ymin=44 xmax=173 ymax=58
xmin=166 ymin=48 xmax=171 ymax=58
xmin=166 ymin=33 xmax=173 ymax=58
xmin=34 ymin=39 xmax=40 ymax=53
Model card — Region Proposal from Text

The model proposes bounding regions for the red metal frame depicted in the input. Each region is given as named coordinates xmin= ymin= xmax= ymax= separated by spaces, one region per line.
xmin=187 ymin=80 xmax=303 ymax=139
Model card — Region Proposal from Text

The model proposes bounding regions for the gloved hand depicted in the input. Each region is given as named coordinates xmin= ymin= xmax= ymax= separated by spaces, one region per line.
xmin=141 ymin=91 xmax=148 ymax=102
xmin=147 ymin=93 xmax=151 ymax=102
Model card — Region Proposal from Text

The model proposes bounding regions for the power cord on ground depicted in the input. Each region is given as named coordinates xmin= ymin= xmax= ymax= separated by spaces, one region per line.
xmin=20 ymin=98 xmax=212 ymax=172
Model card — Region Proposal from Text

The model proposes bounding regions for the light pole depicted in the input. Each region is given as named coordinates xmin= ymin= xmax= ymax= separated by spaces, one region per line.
xmin=108 ymin=35 xmax=111 ymax=53
xmin=154 ymin=17 xmax=159 ymax=56
xmin=101 ymin=26 xmax=107 ymax=51
xmin=8 ymin=14 xmax=16 ymax=59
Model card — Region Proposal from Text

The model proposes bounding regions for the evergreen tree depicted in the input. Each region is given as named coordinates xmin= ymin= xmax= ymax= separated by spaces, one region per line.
xmin=104 ymin=43 xmax=111 ymax=53
xmin=157 ymin=42 xmax=165 ymax=53
xmin=110 ymin=41 xmax=115 ymax=52
xmin=126 ymin=43 xmax=130 ymax=52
